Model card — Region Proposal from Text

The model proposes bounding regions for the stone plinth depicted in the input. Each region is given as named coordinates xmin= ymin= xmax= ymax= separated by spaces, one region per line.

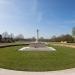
xmin=29 ymin=42 xmax=46 ymax=48
xmin=19 ymin=42 xmax=56 ymax=51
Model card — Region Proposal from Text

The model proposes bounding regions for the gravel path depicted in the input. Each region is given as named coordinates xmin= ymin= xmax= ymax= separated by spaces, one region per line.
xmin=0 ymin=68 xmax=75 ymax=75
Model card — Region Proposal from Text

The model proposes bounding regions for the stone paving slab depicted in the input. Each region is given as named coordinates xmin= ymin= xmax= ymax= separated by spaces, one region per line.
xmin=0 ymin=68 xmax=75 ymax=75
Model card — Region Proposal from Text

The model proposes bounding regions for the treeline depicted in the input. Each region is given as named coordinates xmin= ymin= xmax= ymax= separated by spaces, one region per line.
xmin=0 ymin=32 xmax=25 ymax=43
xmin=0 ymin=32 xmax=75 ymax=43
xmin=50 ymin=34 xmax=74 ymax=43
xmin=0 ymin=32 xmax=38 ymax=43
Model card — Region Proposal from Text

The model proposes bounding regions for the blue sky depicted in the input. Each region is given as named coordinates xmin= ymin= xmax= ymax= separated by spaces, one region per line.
xmin=0 ymin=0 xmax=75 ymax=38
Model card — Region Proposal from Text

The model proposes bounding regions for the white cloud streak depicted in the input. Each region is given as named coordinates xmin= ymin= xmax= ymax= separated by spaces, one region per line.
xmin=64 ymin=20 xmax=75 ymax=24
xmin=0 ymin=0 xmax=11 ymax=5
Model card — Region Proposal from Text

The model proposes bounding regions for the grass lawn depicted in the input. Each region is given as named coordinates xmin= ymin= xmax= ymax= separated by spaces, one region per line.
xmin=0 ymin=45 xmax=75 ymax=71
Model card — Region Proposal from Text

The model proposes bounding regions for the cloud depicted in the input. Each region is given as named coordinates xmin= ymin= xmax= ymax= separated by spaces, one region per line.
xmin=64 ymin=20 xmax=75 ymax=24
xmin=0 ymin=0 xmax=11 ymax=5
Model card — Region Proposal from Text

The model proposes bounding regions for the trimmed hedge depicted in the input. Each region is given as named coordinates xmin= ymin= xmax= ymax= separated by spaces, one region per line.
xmin=0 ymin=44 xmax=29 ymax=48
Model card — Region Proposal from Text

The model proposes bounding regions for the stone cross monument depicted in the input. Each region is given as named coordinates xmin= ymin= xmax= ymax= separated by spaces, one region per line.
xmin=36 ymin=29 xmax=39 ymax=43
xmin=19 ymin=29 xmax=56 ymax=51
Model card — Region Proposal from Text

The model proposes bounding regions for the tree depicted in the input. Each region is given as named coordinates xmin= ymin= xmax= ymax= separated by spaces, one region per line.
xmin=39 ymin=37 xmax=44 ymax=42
xmin=15 ymin=34 xmax=24 ymax=41
xmin=50 ymin=35 xmax=57 ymax=42
xmin=50 ymin=34 xmax=74 ymax=43
xmin=9 ymin=33 xmax=14 ymax=39
xmin=1 ymin=32 xmax=15 ymax=43
xmin=62 ymin=34 xmax=74 ymax=43
xmin=72 ymin=27 xmax=75 ymax=37
xmin=0 ymin=34 xmax=2 ymax=42
xmin=40 ymin=37 xmax=44 ymax=40
xmin=32 ymin=37 xmax=36 ymax=41
xmin=8 ymin=33 xmax=15 ymax=42
xmin=2 ymin=32 xmax=9 ymax=38
xmin=72 ymin=27 xmax=75 ymax=42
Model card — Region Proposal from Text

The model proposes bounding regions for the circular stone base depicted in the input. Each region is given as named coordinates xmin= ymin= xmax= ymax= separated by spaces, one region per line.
xmin=19 ymin=47 xmax=56 ymax=51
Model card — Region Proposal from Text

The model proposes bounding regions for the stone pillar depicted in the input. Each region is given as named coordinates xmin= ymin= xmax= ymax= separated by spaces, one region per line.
xmin=36 ymin=29 xmax=39 ymax=43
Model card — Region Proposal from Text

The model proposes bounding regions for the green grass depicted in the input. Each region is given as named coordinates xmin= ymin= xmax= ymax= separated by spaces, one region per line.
xmin=0 ymin=45 xmax=75 ymax=71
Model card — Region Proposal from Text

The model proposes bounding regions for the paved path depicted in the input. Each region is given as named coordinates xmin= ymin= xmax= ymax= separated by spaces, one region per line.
xmin=0 ymin=68 xmax=75 ymax=75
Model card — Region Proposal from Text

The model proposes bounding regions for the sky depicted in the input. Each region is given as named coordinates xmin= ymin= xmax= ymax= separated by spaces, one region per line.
xmin=0 ymin=0 xmax=75 ymax=38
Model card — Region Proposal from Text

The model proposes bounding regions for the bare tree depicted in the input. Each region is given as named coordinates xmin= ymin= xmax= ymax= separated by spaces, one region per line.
xmin=0 ymin=34 xmax=2 ymax=42
xmin=9 ymin=33 xmax=14 ymax=39
xmin=2 ymin=32 xmax=9 ymax=38
xmin=72 ymin=27 xmax=75 ymax=37
xmin=15 ymin=34 xmax=24 ymax=40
